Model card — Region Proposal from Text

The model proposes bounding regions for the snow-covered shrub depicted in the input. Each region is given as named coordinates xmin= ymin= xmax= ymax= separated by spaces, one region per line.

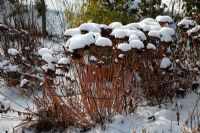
xmin=0 ymin=24 xmax=41 ymax=92
xmin=177 ymin=18 xmax=199 ymax=70
xmin=182 ymin=0 xmax=200 ymax=22
xmin=65 ymin=0 xmax=141 ymax=28
xmin=34 ymin=16 xmax=195 ymax=130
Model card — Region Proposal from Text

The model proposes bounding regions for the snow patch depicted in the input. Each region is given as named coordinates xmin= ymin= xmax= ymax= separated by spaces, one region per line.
xmin=0 ymin=60 xmax=10 ymax=69
xmin=187 ymin=25 xmax=200 ymax=35
xmin=139 ymin=18 xmax=161 ymax=32
xmin=8 ymin=48 xmax=19 ymax=56
xmin=148 ymin=27 xmax=175 ymax=42
xmin=67 ymin=32 xmax=96 ymax=52
xmin=89 ymin=55 xmax=97 ymax=62
xmin=159 ymin=27 xmax=175 ymax=42
xmin=42 ymin=54 xmax=55 ymax=63
xmin=4 ymin=64 xmax=19 ymax=72
xmin=20 ymin=79 xmax=28 ymax=88
xmin=38 ymin=48 xmax=52 ymax=56
xmin=160 ymin=57 xmax=172 ymax=69
xmin=178 ymin=18 xmax=196 ymax=28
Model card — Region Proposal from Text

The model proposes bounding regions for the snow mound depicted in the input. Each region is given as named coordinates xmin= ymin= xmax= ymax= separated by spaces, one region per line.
xmin=8 ymin=48 xmax=19 ymax=56
xmin=155 ymin=15 xmax=173 ymax=23
xmin=58 ymin=58 xmax=70 ymax=65
xmin=0 ymin=95 xmax=10 ymax=113
xmin=117 ymin=43 xmax=131 ymax=52
xmin=64 ymin=28 xmax=81 ymax=36
xmin=147 ymin=43 xmax=156 ymax=50
xmin=148 ymin=27 xmax=175 ymax=42
xmin=129 ymin=40 xmax=144 ymax=49
xmin=139 ymin=18 xmax=161 ymax=32
xmin=79 ymin=23 xmax=101 ymax=33
xmin=42 ymin=54 xmax=55 ymax=63
xmin=67 ymin=32 xmax=96 ymax=52
xmin=159 ymin=27 xmax=175 ymax=42
xmin=178 ymin=19 xmax=196 ymax=28
xmin=42 ymin=63 xmax=55 ymax=72
xmin=38 ymin=48 xmax=52 ymax=56
xmin=95 ymin=37 xmax=112 ymax=47
xmin=160 ymin=57 xmax=172 ymax=69
xmin=109 ymin=22 xmax=123 ymax=29
xmin=127 ymin=29 xmax=147 ymax=41
xmin=111 ymin=29 xmax=127 ymax=38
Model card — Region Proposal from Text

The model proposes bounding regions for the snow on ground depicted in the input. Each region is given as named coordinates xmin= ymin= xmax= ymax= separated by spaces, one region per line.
xmin=1 ymin=75 xmax=199 ymax=133
xmin=87 ymin=93 xmax=200 ymax=133
xmin=0 ymin=81 xmax=35 ymax=133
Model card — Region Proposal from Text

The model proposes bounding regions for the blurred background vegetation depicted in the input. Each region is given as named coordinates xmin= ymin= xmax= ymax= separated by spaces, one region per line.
xmin=182 ymin=0 xmax=200 ymax=22
xmin=64 ymin=0 xmax=200 ymax=28
xmin=3 ymin=0 xmax=200 ymax=33
xmin=65 ymin=0 xmax=166 ymax=28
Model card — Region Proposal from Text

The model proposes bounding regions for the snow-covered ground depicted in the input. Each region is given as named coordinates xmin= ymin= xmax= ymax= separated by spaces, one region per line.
xmin=0 ymin=81 xmax=35 ymax=133
xmin=1 ymin=80 xmax=199 ymax=133
xmin=87 ymin=93 xmax=200 ymax=133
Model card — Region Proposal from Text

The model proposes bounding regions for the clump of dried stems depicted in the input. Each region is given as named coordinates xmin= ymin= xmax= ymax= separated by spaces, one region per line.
xmin=0 ymin=11 xmax=41 ymax=91
xmin=33 ymin=22 xmax=198 ymax=130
